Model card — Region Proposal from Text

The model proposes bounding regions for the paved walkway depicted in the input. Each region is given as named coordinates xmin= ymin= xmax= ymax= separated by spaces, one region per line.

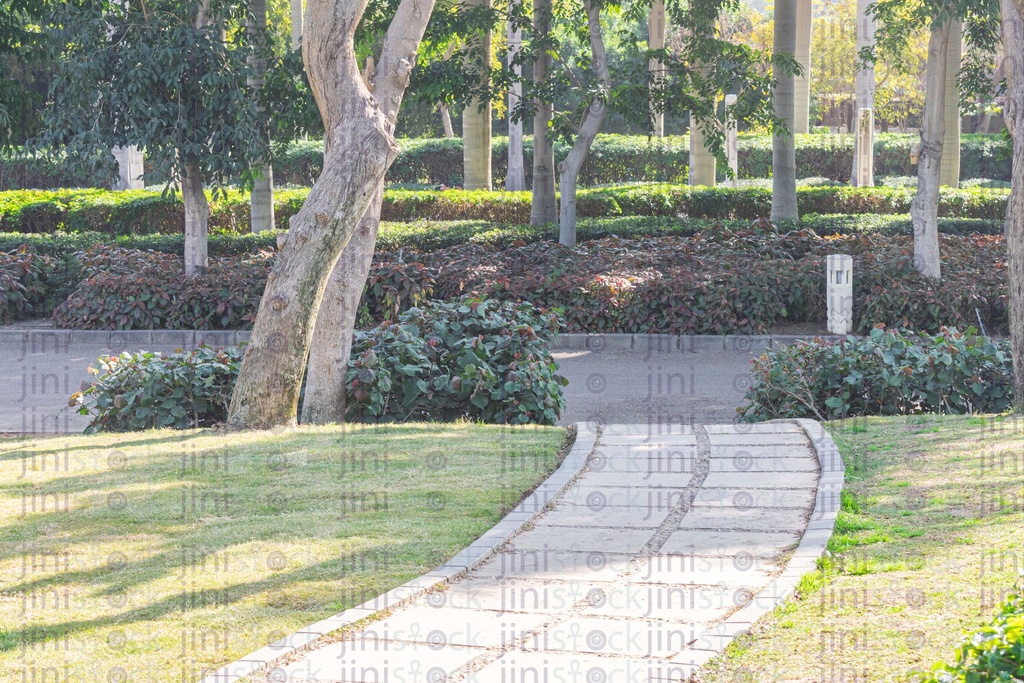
xmin=245 ymin=421 xmax=836 ymax=683
xmin=0 ymin=338 xmax=756 ymax=434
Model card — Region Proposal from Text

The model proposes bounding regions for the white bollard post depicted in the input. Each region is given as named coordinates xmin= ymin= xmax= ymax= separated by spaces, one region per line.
xmin=855 ymin=107 xmax=874 ymax=187
xmin=827 ymin=254 xmax=853 ymax=335
xmin=725 ymin=94 xmax=738 ymax=189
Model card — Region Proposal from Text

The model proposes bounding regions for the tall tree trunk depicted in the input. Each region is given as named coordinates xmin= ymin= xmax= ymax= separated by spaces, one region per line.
xmin=771 ymin=0 xmax=798 ymax=221
xmin=557 ymin=0 xmax=609 ymax=246
xmin=851 ymin=0 xmax=876 ymax=185
xmin=1002 ymin=0 xmax=1024 ymax=409
xmin=290 ymin=0 xmax=303 ymax=49
xmin=440 ymin=104 xmax=455 ymax=137
xmin=506 ymin=9 xmax=526 ymax=191
xmin=462 ymin=0 xmax=492 ymax=190
xmin=940 ymin=20 xmax=962 ymax=188
xmin=228 ymin=0 xmax=435 ymax=429
xmin=793 ymin=0 xmax=812 ymax=134
xmin=301 ymin=184 xmax=383 ymax=424
xmin=530 ymin=0 xmax=557 ymax=224
xmin=182 ymin=161 xmax=209 ymax=276
xmin=689 ymin=117 xmax=716 ymax=186
xmin=648 ymin=0 xmax=666 ymax=137
xmin=112 ymin=146 xmax=144 ymax=190
xmin=911 ymin=20 xmax=952 ymax=281
xmin=249 ymin=0 xmax=275 ymax=233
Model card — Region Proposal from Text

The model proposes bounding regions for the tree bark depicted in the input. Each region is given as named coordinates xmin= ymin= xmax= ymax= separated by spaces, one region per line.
xmin=301 ymin=183 xmax=383 ymax=424
xmin=939 ymin=20 xmax=962 ymax=188
xmin=771 ymin=0 xmax=798 ymax=221
xmin=793 ymin=0 xmax=812 ymax=134
xmin=1002 ymin=0 xmax=1024 ymax=409
xmin=689 ymin=117 xmax=716 ymax=186
xmin=530 ymin=0 xmax=557 ymax=224
xmin=440 ymin=104 xmax=454 ymax=137
xmin=182 ymin=161 xmax=209 ymax=276
xmin=506 ymin=9 xmax=526 ymax=191
xmin=557 ymin=0 xmax=609 ymax=246
xmin=228 ymin=0 xmax=435 ymax=429
xmin=462 ymin=0 xmax=492 ymax=190
xmin=851 ymin=0 xmax=876 ymax=185
xmin=248 ymin=0 xmax=275 ymax=233
xmin=911 ymin=19 xmax=952 ymax=281
xmin=648 ymin=0 xmax=665 ymax=137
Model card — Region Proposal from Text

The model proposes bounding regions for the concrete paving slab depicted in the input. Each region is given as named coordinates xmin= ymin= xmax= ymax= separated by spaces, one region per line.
xmin=658 ymin=529 xmax=801 ymax=558
xmin=522 ymin=615 xmax=698 ymax=657
xmin=692 ymin=486 xmax=816 ymax=509
xmin=560 ymin=484 xmax=691 ymax=510
xmin=700 ymin=470 xmax=819 ymax=489
xmin=676 ymin=505 xmax=811 ymax=532
xmin=510 ymin=525 xmax=656 ymax=554
xmin=358 ymin=608 xmax=549 ymax=648
xmin=469 ymin=550 xmax=632 ymax=581
xmin=533 ymin=502 xmax=669 ymax=529
xmin=707 ymin=432 xmax=810 ymax=446
xmin=708 ymin=455 xmax=819 ymax=472
xmin=281 ymin=639 xmax=482 ymax=682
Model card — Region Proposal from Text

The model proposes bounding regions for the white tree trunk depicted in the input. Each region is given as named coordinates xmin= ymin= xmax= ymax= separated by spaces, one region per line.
xmin=911 ymin=20 xmax=952 ymax=281
xmin=112 ymin=146 xmax=144 ymax=190
xmin=440 ymin=104 xmax=454 ymax=137
xmin=290 ymin=0 xmax=303 ymax=49
xmin=689 ymin=118 xmax=716 ymax=186
xmin=248 ymin=0 xmax=275 ymax=233
xmin=648 ymin=0 xmax=666 ymax=137
xmin=462 ymin=0 xmax=492 ymax=190
xmin=558 ymin=0 xmax=609 ymax=246
xmin=793 ymin=0 xmax=813 ymax=134
xmin=182 ymin=161 xmax=209 ymax=276
xmin=228 ymin=0 xmax=435 ymax=428
xmin=940 ymin=20 xmax=962 ymax=188
xmin=530 ymin=0 xmax=557 ymax=224
xmin=506 ymin=13 xmax=526 ymax=191
xmin=1001 ymin=0 xmax=1024 ymax=407
xmin=771 ymin=0 xmax=799 ymax=221
xmin=851 ymin=0 xmax=876 ymax=186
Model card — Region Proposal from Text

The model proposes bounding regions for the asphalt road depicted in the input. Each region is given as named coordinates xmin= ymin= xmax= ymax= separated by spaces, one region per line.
xmin=0 ymin=339 xmax=757 ymax=435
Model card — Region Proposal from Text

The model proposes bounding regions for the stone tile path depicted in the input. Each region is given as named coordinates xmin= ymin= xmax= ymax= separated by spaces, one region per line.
xmin=235 ymin=420 xmax=840 ymax=683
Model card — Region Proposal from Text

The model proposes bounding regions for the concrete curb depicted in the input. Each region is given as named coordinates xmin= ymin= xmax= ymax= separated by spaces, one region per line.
xmin=200 ymin=423 xmax=598 ymax=683
xmin=702 ymin=419 xmax=843 ymax=648
xmin=554 ymin=333 xmax=846 ymax=352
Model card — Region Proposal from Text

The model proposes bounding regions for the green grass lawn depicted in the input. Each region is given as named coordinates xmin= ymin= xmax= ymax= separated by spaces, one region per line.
xmin=701 ymin=414 xmax=1024 ymax=683
xmin=0 ymin=423 xmax=566 ymax=682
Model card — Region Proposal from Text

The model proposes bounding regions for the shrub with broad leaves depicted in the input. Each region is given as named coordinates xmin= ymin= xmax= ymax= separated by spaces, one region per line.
xmin=739 ymin=326 xmax=1012 ymax=421
xmin=346 ymin=299 xmax=567 ymax=425
xmin=71 ymin=345 xmax=243 ymax=432
xmin=924 ymin=582 xmax=1023 ymax=682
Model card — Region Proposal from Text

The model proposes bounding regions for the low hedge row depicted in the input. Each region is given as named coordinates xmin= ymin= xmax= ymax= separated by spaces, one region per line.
xmin=2 ymin=133 xmax=1008 ymax=190
xmin=0 ymin=185 xmax=1009 ymax=235
xmin=52 ymin=226 xmax=1008 ymax=336
xmin=277 ymin=133 xmax=1011 ymax=186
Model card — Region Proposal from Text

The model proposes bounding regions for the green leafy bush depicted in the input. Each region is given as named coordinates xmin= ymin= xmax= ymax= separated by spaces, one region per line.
xmin=0 ymin=244 xmax=52 ymax=323
xmin=924 ymin=583 xmax=1023 ymax=682
xmin=71 ymin=346 xmax=243 ymax=432
xmin=71 ymin=299 xmax=567 ymax=431
xmin=0 ymin=184 xmax=1008 ymax=236
xmin=346 ymin=299 xmax=567 ymax=425
xmin=740 ymin=327 xmax=1012 ymax=421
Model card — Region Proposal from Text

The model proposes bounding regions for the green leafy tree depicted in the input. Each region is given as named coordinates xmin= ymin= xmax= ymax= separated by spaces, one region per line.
xmin=38 ymin=0 xmax=267 ymax=275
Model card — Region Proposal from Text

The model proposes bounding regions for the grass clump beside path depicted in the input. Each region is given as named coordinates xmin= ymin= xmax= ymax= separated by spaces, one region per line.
xmin=701 ymin=415 xmax=1024 ymax=683
xmin=0 ymin=423 xmax=566 ymax=682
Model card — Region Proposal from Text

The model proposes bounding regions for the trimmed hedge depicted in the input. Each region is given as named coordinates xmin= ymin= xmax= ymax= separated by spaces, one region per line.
xmin=0 ymin=185 xmax=1007 ymax=236
xmin=277 ymin=133 xmax=1012 ymax=187
xmin=4 ymin=133 xmax=1009 ymax=191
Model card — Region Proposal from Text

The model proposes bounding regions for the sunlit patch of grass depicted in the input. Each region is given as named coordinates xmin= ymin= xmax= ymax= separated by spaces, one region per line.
xmin=0 ymin=423 xmax=566 ymax=681
xmin=700 ymin=415 xmax=1024 ymax=683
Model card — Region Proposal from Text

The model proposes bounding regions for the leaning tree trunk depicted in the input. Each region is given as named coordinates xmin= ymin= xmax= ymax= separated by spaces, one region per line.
xmin=771 ymin=0 xmax=799 ymax=221
xmin=530 ymin=0 xmax=557 ymax=224
xmin=182 ymin=161 xmax=209 ymax=276
xmin=793 ymin=0 xmax=813 ymax=134
xmin=939 ymin=20 xmax=962 ymax=188
xmin=462 ymin=0 xmax=492 ymax=190
xmin=249 ymin=0 xmax=275 ymax=233
xmin=911 ymin=19 xmax=952 ymax=281
xmin=440 ymin=105 xmax=455 ymax=137
xmin=301 ymin=184 xmax=383 ymax=424
xmin=557 ymin=0 xmax=610 ymax=246
xmin=506 ymin=7 xmax=526 ymax=191
xmin=228 ymin=0 xmax=435 ymax=428
xmin=1002 ymin=0 xmax=1024 ymax=409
